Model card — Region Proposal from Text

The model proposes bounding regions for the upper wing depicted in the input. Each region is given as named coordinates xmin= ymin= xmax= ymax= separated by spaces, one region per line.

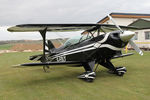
xmin=7 ymin=24 xmax=96 ymax=32
xmin=7 ymin=24 xmax=138 ymax=32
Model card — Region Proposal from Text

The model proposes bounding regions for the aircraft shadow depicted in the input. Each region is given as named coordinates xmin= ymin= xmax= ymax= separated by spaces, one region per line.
xmin=17 ymin=69 xmax=117 ymax=86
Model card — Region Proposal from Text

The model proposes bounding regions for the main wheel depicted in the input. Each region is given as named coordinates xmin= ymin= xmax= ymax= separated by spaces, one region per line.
xmin=78 ymin=71 xmax=96 ymax=82
xmin=115 ymin=67 xmax=127 ymax=76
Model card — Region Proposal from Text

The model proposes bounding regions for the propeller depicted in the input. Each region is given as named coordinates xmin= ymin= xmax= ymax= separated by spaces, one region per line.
xmin=129 ymin=40 xmax=143 ymax=55
xmin=107 ymin=15 xmax=143 ymax=56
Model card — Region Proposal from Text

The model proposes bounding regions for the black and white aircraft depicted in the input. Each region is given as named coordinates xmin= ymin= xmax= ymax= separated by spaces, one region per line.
xmin=7 ymin=15 xmax=143 ymax=82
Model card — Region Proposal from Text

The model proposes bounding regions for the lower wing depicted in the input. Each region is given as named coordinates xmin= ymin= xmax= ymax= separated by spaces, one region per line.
xmin=112 ymin=53 xmax=134 ymax=59
xmin=13 ymin=61 xmax=82 ymax=67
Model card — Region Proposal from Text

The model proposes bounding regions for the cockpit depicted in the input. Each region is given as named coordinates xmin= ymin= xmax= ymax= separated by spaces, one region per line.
xmin=64 ymin=35 xmax=92 ymax=47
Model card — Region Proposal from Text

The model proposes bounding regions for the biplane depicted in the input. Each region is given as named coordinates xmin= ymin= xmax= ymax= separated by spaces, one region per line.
xmin=7 ymin=15 xmax=143 ymax=82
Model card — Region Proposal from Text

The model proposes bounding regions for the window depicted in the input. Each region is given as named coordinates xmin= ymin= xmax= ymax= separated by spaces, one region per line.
xmin=132 ymin=32 xmax=138 ymax=40
xmin=64 ymin=36 xmax=81 ymax=47
xmin=64 ymin=35 xmax=91 ymax=47
xmin=145 ymin=31 xmax=150 ymax=40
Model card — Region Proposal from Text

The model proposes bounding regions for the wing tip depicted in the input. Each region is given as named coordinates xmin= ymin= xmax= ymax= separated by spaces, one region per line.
xmin=12 ymin=64 xmax=21 ymax=68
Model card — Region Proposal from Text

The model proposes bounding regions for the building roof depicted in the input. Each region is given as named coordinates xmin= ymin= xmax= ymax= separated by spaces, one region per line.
xmin=98 ymin=12 xmax=150 ymax=24
xmin=128 ymin=19 xmax=150 ymax=29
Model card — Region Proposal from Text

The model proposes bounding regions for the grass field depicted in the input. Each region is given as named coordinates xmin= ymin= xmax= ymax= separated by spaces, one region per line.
xmin=0 ymin=44 xmax=12 ymax=50
xmin=0 ymin=51 xmax=150 ymax=100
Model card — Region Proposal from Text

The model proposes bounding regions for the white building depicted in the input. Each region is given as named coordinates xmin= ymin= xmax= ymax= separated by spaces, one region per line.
xmin=98 ymin=13 xmax=150 ymax=49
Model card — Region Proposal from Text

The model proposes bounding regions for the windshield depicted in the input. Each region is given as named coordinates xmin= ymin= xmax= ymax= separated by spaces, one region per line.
xmin=64 ymin=35 xmax=91 ymax=47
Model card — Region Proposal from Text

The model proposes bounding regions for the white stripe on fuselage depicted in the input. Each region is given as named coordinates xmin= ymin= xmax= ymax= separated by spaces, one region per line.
xmin=100 ymin=44 xmax=122 ymax=51
xmin=52 ymin=47 xmax=95 ymax=59
xmin=52 ymin=44 xmax=122 ymax=59
xmin=52 ymin=32 xmax=111 ymax=58
xmin=51 ymin=43 xmax=94 ymax=58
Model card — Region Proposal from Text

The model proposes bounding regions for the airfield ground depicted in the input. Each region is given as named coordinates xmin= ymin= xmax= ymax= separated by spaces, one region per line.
xmin=0 ymin=40 xmax=61 ymax=53
xmin=0 ymin=51 xmax=150 ymax=100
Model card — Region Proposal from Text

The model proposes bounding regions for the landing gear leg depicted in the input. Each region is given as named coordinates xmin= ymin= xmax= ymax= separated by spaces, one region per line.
xmin=100 ymin=59 xmax=126 ymax=76
xmin=78 ymin=61 xmax=96 ymax=82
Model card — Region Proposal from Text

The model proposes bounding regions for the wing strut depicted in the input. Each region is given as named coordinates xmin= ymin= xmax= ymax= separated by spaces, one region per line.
xmin=39 ymin=27 xmax=47 ymax=62
xmin=39 ymin=27 xmax=50 ymax=72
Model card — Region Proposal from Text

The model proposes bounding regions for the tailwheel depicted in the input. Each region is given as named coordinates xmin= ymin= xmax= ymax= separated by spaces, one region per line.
xmin=42 ymin=55 xmax=51 ymax=73
xmin=78 ymin=71 xmax=96 ymax=82
xmin=43 ymin=65 xmax=50 ymax=72
xmin=115 ymin=67 xmax=127 ymax=76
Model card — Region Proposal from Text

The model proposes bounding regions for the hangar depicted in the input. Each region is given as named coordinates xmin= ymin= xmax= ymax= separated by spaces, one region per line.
xmin=98 ymin=13 xmax=150 ymax=49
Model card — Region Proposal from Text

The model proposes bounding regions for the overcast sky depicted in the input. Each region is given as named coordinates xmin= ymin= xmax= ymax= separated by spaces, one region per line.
xmin=0 ymin=0 xmax=150 ymax=40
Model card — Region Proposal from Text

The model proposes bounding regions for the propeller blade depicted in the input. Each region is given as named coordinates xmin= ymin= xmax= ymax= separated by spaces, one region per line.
xmin=108 ymin=14 xmax=144 ymax=56
xmin=129 ymin=40 xmax=143 ymax=56
xmin=108 ymin=14 xmax=124 ymax=33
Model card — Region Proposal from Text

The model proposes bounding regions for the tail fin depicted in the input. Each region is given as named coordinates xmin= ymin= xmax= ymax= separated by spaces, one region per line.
xmin=45 ymin=40 xmax=55 ymax=54
xmin=47 ymin=40 xmax=55 ymax=50
xmin=30 ymin=40 xmax=55 ymax=61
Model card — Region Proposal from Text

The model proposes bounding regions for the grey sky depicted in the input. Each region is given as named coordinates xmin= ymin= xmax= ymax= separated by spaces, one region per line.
xmin=1 ymin=0 xmax=150 ymax=25
xmin=0 ymin=0 xmax=150 ymax=40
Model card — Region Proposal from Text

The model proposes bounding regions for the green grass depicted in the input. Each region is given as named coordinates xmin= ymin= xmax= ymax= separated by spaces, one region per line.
xmin=0 ymin=51 xmax=150 ymax=100
xmin=0 ymin=44 xmax=12 ymax=50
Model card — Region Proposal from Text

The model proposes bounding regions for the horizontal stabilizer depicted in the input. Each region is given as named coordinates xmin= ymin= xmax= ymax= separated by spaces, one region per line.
xmin=29 ymin=54 xmax=43 ymax=61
